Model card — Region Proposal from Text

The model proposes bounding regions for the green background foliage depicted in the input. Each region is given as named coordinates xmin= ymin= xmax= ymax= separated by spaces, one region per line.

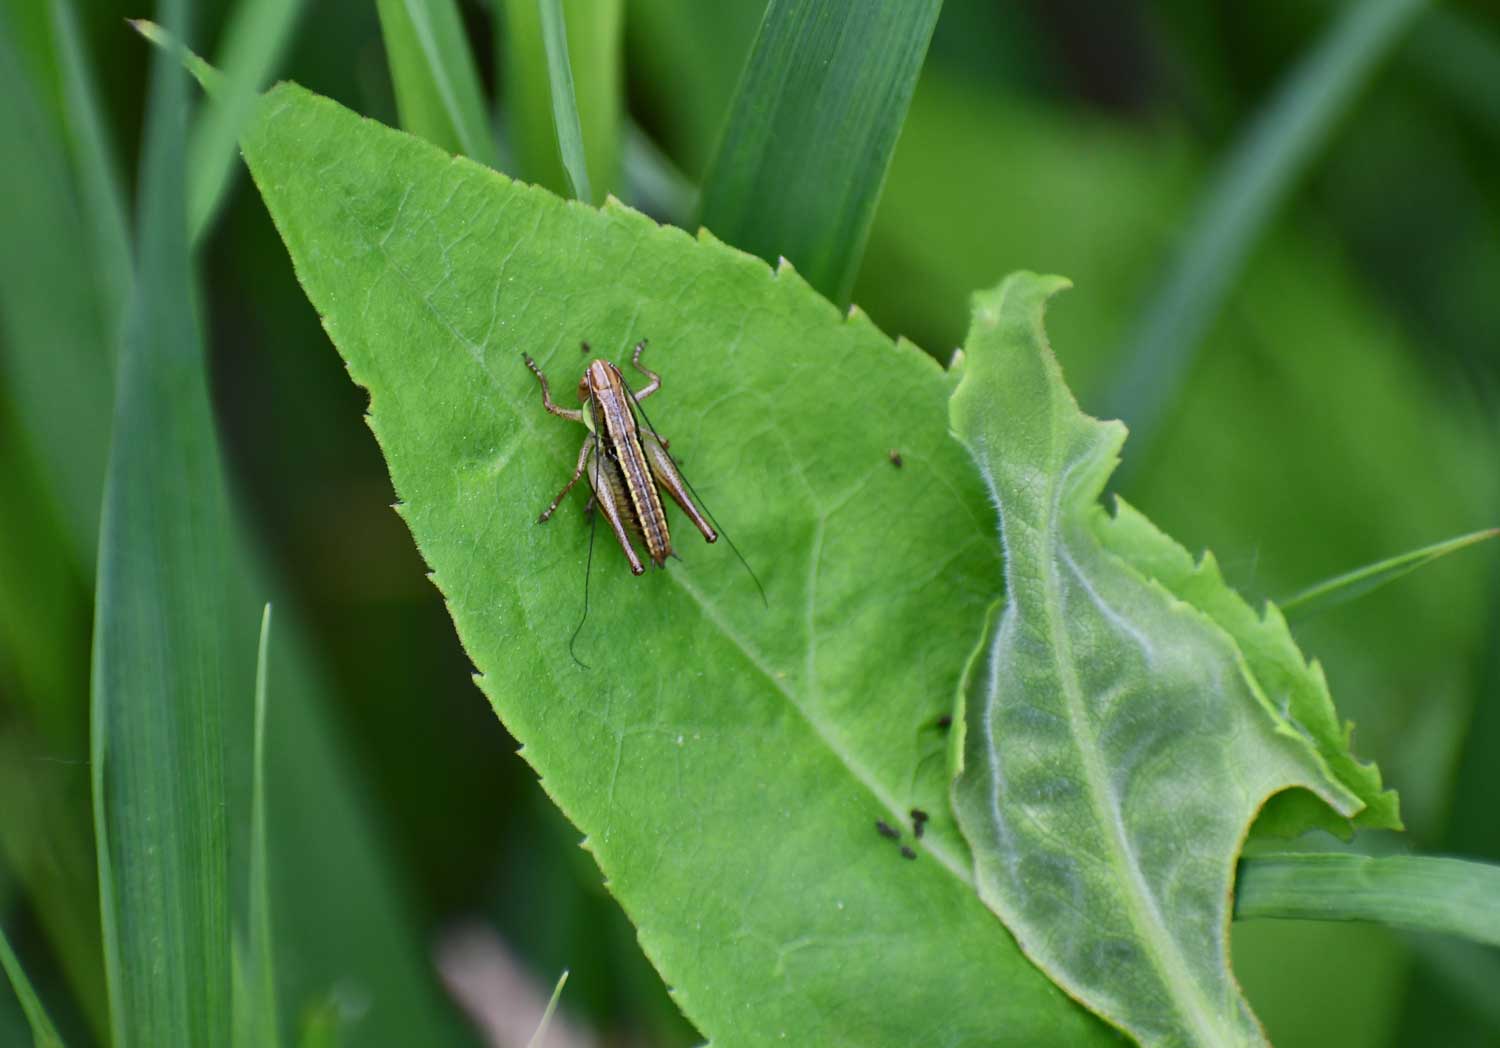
xmin=1 ymin=1 xmax=1498 ymax=1046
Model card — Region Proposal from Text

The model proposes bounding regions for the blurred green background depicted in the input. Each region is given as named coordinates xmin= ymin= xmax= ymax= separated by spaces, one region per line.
xmin=1 ymin=1 xmax=1496 ymax=1045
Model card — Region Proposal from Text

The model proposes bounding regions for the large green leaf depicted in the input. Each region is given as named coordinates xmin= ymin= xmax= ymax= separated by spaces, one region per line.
xmin=242 ymin=82 xmax=1114 ymax=1045
xmin=947 ymin=273 xmax=1391 ymax=1047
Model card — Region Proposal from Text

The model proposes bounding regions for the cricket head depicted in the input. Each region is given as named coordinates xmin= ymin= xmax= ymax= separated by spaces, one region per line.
xmin=578 ymin=359 xmax=618 ymax=402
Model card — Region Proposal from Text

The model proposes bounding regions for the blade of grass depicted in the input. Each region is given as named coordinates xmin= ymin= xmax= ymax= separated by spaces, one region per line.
xmin=239 ymin=604 xmax=279 ymax=1048
xmin=502 ymin=0 xmax=609 ymax=201
xmin=696 ymin=0 xmax=943 ymax=304
xmin=524 ymin=970 xmax=567 ymax=1048
xmin=0 ymin=9 xmax=117 ymax=569
xmin=0 ymin=921 xmax=66 ymax=1048
xmin=0 ymin=16 xmax=116 ymax=1032
xmin=129 ymin=19 xmax=221 ymax=92
xmin=563 ymin=0 xmax=621 ymax=201
xmin=91 ymin=3 xmax=234 ymax=1043
xmin=1235 ymin=853 xmax=1500 ymax=947
xmin=502 ymin=0 xmax=625 ymax=204
xmin=1102 ymin=0 xmax=1431 ymax=473
xmin=497 ymin=0 xmax=553 ymax=193
xmin=47 ymin=0 xmax=132 ymax=340
xmin=1280 ymin=527 xmax=1499 ymax=619
xmin=28 ymin=20 xmax=475 ymax=1048
xmin=376 ymin=0 xmax=499 ymax=167
xmin=188 ymin=0 xmax=307 ymax=240
xmin=537 ymin=0 xmax=593 ymax=201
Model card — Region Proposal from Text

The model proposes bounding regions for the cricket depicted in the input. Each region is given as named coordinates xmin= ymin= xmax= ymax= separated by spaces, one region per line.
xmin=523 ymin=339 xmax=764 ymax=664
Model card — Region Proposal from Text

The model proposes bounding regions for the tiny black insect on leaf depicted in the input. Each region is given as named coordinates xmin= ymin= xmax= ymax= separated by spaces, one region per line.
xmin=875 ymin=819 xmax=900 ymax=840
xmin=888 ymin=448 xmax=903 ymax=468
xmin=910 ymin=808 xmax=929 ymax=838
xmin=936 ymin=714 xmax=952 ymax=730
xmin=900 ymin=845 xmax=917 ymax=860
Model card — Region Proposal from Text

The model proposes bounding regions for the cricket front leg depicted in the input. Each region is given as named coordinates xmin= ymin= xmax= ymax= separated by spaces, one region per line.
xmin=641 ymin=432 xmax=717 ymax=543
xmin=537 ymin=435 xmax=594 ymax=523
xmin=586 ymin=448 xmax=647 ymax=575
xmin=523 ymin=353 xmax=585 ymax=421
xmin=628 ymin=339 xmax=661 ymax=400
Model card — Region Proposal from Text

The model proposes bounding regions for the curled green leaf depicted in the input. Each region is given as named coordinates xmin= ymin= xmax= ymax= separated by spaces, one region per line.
xmin=948 ymin=272 xmax=1391 ymax=1047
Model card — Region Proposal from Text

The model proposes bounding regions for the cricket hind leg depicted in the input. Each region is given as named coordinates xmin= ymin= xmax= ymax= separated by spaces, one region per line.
xmin=641 ymin=431 xmax=716 ymax=543
xmin=636 ymin=428 xmax=767 ymax=607
xmin=537 ymin=435 xmax=595 ymax=523
xmin=585 ymin=446 xmax=647 ymax=575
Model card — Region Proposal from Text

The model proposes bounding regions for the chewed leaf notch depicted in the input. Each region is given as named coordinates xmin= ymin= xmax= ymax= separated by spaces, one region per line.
xmin=948 ymin=272 xmax=1395 ymax=1047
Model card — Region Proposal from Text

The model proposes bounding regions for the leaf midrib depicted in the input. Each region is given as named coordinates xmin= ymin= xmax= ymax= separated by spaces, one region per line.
xmin=666 ymin=546 xmax=975 ymax=889
xmin=1031 ymin=403 xmax=1232 ymax=1043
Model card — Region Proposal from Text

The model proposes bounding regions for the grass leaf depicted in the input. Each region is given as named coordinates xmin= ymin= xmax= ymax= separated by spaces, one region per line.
xmin=46 ymin=0 xmax=132 ymax=341
xmin=0 ymin=921 xmax=66 ymax=1048
xmin=535 ymin=0 xmax=593 ymax=201
xmin=90 ymin=4 xmax=234 ymax=1042
xmin=14 ymin=21 xmax=476 ymax=1048
xmin=697 ymin=0 xmax=942 ymax=303
xmin=188 ymin=0 xmax=307 ymax=240
xmin=1280 ymin=527 xmax=1499 ymax=620
xmin=242 ymin=82 xmax=1116 ymax=1045
xmin=524 ymin=969 xmax=567 ymax=1048
xmin=1101 ymin=0 xmax=1431 ymax=468
xmin=500 ymin=0 xmax=621 ymax=202
xmin=948 ymin=273 xmax=1392 ymax=1045
xmin=376 ymin=0 xmax=499 ymax=168
xmin=235 ymin=605 xmax=281 ymax=1048
xmin=0 ymin=8 xmax=118 ymax=568
xmin=1236 ymin=853 xmax=1500 ymax=947
xmin=129 ymin=19 xmax=222 ymax=94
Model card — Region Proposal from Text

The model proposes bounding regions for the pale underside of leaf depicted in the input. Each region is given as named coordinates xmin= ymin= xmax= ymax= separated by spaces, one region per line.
xmin=242 ymin=84 xmax=1116 ymax=1046
xmin=949 ymin=273 xmax=1369 ymax=1048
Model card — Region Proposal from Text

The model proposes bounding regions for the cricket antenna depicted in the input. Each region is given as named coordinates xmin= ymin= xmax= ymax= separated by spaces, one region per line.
xmin=628 ymin=387 xmax=769 ymax=608
xmin=568 ymin=452 xmax=601 ymax=669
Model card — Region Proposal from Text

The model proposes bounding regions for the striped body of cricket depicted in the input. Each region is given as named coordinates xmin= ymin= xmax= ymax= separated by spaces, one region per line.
xmin=523 ymin=340 xmax=717 ymax=575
